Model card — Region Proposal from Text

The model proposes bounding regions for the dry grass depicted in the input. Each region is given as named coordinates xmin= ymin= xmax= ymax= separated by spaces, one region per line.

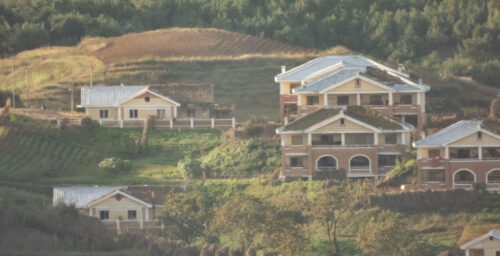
xmin=82 ymin=27 xmax=310 ymax=64
xmin=457 ymin=224 xmax=500 ymax=246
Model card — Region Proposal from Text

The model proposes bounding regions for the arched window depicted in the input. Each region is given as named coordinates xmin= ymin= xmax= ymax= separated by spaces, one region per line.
xmin=350 ymin=155 xmax=370 ymax=169
xmin=454 ymin=169 xmax=475 ymax=185
xmin=487 ymin=169 xmax=500 ymax=184
xmin=317 ymin=156 xmax=337 ymax=170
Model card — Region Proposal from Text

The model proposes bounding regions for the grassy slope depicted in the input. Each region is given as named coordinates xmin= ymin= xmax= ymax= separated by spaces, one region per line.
xmin=0 ymin=115 xmax=220 ymax=185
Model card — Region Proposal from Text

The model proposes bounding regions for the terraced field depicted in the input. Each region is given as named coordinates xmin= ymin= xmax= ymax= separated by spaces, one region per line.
xmin=0 ymin=116 xmax=221 ymax=184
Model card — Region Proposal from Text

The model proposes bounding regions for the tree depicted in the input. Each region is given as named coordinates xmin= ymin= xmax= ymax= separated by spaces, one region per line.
xmin=178 ymin=156 xmax=204 ymax=179
xmin=261 ymin=206 xmax=308 ymax=255
xmin=357 ymin=210 xmax=423 ymax=256
xmin=311 ymin=181 xmax=372 ymax=256
xmin=160 ymin=191 xmax=212 ymax=243
xmin=212 ymin=194 xmax=267 ymax=250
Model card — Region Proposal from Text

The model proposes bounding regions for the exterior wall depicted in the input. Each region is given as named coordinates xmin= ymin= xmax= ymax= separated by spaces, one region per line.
xmin=89 ymin=195 xmax=149 ymax=222
xmin=325 ymin=79 xmax=389 ymax=93
xmin=327 ymin=94 xmax=357 ymax=105
xmin=280 ymin=144 xmax=402 ymax=179
xmin=87 ymin=107 xmax=118 ymax=120
xmin=450 ymin=132 xmax=500 ymax=146
xmin=465 ymin=237 xmax=500 ymax=256
xmin=121 ymin=92 xmax=174 ymax=106
xmin=417 ymin=157 xmax=500 ymax=190
xmin=313 ymin=118 xmax=373 ymax=133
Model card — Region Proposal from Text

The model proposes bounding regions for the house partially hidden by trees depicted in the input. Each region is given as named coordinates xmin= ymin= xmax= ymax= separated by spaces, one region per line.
xmin=53 ymin=186 xmax=180 ymax=233
xmin=414 ymin=120 xmax=500 ymax=191
xmin=276 ymin=105 xmax=413 ymax=181
xmin=460 ymin=229 xmax=500 ymax=256
xmin=275 ymin=55 xmax=429 ymax=134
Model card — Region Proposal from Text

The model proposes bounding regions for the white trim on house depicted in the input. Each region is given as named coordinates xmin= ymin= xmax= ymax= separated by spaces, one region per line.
xmin=460 ymin=230 xmax=500 ymax=250
xmin=313 ymin=75 xmax=394 ymax=94
xmin=86 ymin=190 xmax=152 ymax=208
xmin=117 ymin=88 xmax=181 ymax=107
xmin=452 ymin=169 xmax=476 ymax=188
xmin=486 ymin=169 xmax=500 ymax=185
xmin=316 ymin=155 xmax=339 ymax=170
xmin=349 ymin=154 xmax=372 ymax=175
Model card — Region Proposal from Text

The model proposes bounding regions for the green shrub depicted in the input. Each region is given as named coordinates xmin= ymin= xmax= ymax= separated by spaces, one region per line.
xmin=389 ymin=159 xmax=416 ymax=178
xmin=178 ymin=156 xmax=204 ymax=179
xmin=98 ymin=157 xmax=132 ymax=174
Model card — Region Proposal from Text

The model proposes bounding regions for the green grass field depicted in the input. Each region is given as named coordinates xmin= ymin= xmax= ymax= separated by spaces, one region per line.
xmin=0 ymin=115 xmax=221 ymax=185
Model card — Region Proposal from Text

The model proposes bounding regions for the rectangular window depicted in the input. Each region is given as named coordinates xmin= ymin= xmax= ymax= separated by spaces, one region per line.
xmin=345 ymin=133 xmax=374 ymax=145
xmin=157 ymin=109 xmax=166 ymax=120
xmin=400 ymin=94 xmax=412 ymax=105
xmin=483 ymin=148 xmax=500 ymax=160
xmin=129 ymin=109 xmax=138 ymax=119
xmin=384 ymin=133 xmax=398 ymax=145
xmin=378 ymin=155 xmax=399 ymax=167
xmin=99 ymin=210 xmax=109 ymax=220
xmin=337 ymin=95 xmax=349 ymax=105
xmin=422 ymin=169 xmax=445 ymax=183
xmin=306 ymin=96 xmax=320 ymax=106
xmin=369 ymin=95 xmax=383 ymax=105
xmin=290 ymin=157 xmax=306 ymax=168
xmin=291 ymin=135 xmax=304 ymax=145
xmin=312 ymin=134 xmax=342 ymax=145
xmin=99 ymin=110 xmax=108 ymax=119
xmin=428 ymin=149 xmax=441 ymax=158
xmin=450 ymin=148 xmax=478 ymax=159
xmin=128 ymin=210 xmax=137 ymax=220
xmin=495 ymin=251 xmax=500 ymax=256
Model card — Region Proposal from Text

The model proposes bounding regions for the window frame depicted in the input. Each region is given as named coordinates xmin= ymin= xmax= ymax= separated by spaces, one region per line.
xmin=129 ymin=109 xmax=138 ymax=119
xmin=99 ymin=210 xmax=110 ymax=220
xmin=369 ymin=95 xmax=383 ymax=105
xmin=400 ymin=94 xmax=412 ymax=105
xmin=128 ymin=210 xmax=137 ymax=220
xmin=306 ymin=96 xmax=320 ymax=106
xmin=337 ymin=95 xmax=349 ymax=105
xmin=99 ymin=109 xmax=108 ymax=119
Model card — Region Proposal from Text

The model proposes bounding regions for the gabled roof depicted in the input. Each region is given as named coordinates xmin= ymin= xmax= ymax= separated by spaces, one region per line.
xmin=414 ymin=120 xmax=500 ymax=147
xmin=293 ymin=66 xmax=427 ymax=93
xmin=277 ymin=106 xmax=409 ymax=133
xmin=53 ymin=185 xmax=182 ymax=208
xmin=276 ymin=55 xmax=410 ymax=81
xmin=53 ymin=186 xmax=123 ymax=208
xmin=86 ymin=189 xmax=152 ymax=208
xmin=80 ymin=85 xmax=180 ymax=107
xmin=460 ymin=229 xmax=500 ymax=249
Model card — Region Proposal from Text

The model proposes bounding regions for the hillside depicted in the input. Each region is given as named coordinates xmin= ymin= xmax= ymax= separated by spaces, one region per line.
xmin=0 ymin=28 xmax=318 ymax=120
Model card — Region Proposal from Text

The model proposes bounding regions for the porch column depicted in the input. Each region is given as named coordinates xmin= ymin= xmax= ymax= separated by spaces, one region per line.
xmin=417 ymin=148 xmax=422 ymax=159
xmin=324 ymin=94 xmax=328 ymax=106
xmin=297 ymin=95 xmax=302 ymax=106
xmin=307 ymin=134 xmax=312 ymax=145
xmin=402 ymin=132 xmax=406 ymax=145
xmin=479 ymin=147 xmax=483 ymax=160
xmin=417 ymin=93 xmax=421 ymax=105
xmin=389 ymin=92 xmax=393 ymax=106
xmin=445 ymin=147 xmax=449 ymax=159
xmin=356 ymin=94 xmax=361 ymax=106
xmin=374 ymin=133 xmax=379 ymax=145
xmin=401 ymin=115 xmax=406 ymax=124
xmin=341 ymin=133 xmax=345 ymax=146
xmin=118 ymin=107 xmax=121 ymax=121
xmin=281 ymin=137 xmax=285 ymax=146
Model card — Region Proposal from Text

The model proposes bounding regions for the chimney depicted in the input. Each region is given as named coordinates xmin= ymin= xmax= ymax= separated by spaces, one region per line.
xmin=418 ymin=78 xmax=422 ymax=85
xmin=281 ymin=65 xmax=286 ymax=73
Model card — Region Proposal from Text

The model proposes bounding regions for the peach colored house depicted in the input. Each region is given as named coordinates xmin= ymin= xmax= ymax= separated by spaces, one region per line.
xmin=460 ymin=229 xmax=500 ymax=256
xmin=275 ymin=55 xmax=429 ymax=134
xmin=80 ymin=85 xmax=181 ymax=122
xmin=414 ymin=120 xmax=500 ymax=191
xmin=276 ymin=105 xmax=413 ymax=180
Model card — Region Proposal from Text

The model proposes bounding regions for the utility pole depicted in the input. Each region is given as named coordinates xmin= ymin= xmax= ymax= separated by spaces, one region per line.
xmin=90 ymin=65 xmax=93 ymax=87
xmin=25 ymin=69 xmax=30 ymax=108
xmin=11 ymin=57 xmax=15 ymax=108
xmin=70 ymin=82 xmax=74 ymax=115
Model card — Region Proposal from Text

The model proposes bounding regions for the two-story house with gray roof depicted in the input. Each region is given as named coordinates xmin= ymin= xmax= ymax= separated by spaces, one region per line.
xmin=414 ymin=120 xmax=500 ymax=191
xmin=276 ymin=105 xmax=413 ymax=180
xmin=275 ymin=55 xmax=430 ymax=133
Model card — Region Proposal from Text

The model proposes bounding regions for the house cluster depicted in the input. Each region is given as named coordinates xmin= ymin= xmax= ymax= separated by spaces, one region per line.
xmin=275 ymin=55 xmax=500 ymax=191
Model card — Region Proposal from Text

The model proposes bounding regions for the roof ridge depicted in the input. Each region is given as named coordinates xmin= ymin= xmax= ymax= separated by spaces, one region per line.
xmin=275 ymin=56 xmax=328 ymax=79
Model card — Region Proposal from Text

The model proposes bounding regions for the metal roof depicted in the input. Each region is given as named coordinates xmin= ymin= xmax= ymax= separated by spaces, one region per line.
xmin=53 ymin=186 xmax=122 ymax=208
xmin=414 ymin=120 xmax=482 ymax=147
xmin=80 ymin=85 xmax=147 ymax=107
xmin=276 ymin=55 xmax=409 ymax=82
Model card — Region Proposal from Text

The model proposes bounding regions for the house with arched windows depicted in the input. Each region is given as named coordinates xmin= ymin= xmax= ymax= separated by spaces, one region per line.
xmin=276 ymin=105 xmax=413 ymax=180
xmin=414 ymin=120 xmax=500 ymax=191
